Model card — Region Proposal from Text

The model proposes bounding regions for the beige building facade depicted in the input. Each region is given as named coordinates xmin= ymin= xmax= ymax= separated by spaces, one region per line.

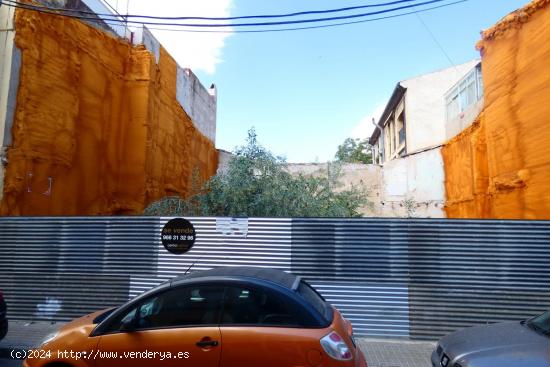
xmin=367 ymin=60 xmax=484 ymax=218
xmin=370 ymin=60 xmax=482 ymax=165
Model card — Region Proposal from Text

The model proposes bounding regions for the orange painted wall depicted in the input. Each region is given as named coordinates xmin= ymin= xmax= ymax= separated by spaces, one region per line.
xmin=443 ymin=0 xmax=550 ymax=219
xmin=0 ymin=9 xmax=218 ymax=215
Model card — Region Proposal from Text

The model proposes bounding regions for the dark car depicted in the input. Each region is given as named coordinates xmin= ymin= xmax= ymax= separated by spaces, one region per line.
xmin=432 ymin=310 xmax=550 ymax=367
xmin=0 ymin=290 xmax=7 ymax=340
xmin=25 ymin=266 xmax=367 ymax=367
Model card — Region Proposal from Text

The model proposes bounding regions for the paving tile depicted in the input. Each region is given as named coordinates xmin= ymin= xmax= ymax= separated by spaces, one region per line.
xmin=357 ymin=337 xmax=435 ymax=367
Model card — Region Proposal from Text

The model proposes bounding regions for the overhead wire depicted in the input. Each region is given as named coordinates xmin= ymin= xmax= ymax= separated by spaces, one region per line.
xmin=140 ymin=0 xmax=469 ymax=34
xmin=1 ymin=0 xmax=452 ymax=21
xmin=414 ymin=10 xmax=456 ymax=67
xmin=1 ymin=0 xmax=465 ymax=28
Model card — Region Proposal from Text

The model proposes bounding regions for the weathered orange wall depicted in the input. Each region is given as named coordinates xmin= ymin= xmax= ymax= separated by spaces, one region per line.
xmin=0 ymin=9 xmax=217 ymax=215
xmin=443 ymin=0 xmax=550 ymax=219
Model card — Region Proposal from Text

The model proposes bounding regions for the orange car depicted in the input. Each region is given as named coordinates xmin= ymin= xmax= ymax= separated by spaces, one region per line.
xmin=24 ymin=266 xmax=367 ymax=367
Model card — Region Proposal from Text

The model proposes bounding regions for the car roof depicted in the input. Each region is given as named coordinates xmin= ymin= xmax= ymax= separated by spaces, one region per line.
xmin=171 ymin=266 xmax=301 ymax=291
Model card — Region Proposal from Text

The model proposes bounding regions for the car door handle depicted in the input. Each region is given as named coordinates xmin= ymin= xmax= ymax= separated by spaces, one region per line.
xmin=196 ymin=340 xmax=219 ymax=348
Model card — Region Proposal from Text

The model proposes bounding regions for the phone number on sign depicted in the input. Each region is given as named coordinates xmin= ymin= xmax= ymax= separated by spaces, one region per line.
xmin=11 ymin=349 xmax=190 ymax=361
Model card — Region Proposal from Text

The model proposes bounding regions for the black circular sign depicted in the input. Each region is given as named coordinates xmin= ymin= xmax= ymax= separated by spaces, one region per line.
xmin=162 ymin=218 xmax=196 ymax=255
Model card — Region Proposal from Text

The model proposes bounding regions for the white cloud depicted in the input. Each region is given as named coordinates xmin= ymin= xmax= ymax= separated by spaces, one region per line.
xmin=351 ymin=104 xmax=385 ymax=140
xmin=108 ymin=0 xmax=234 ymax=74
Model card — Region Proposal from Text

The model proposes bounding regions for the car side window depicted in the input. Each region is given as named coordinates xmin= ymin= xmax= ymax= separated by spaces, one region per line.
xmin=221 ymin=286 xmax=300 ymax=327
xmin=106 ymin=285 xmax=225 ymax=332
xmin=297 ymin=280 xmax=327 ymax=318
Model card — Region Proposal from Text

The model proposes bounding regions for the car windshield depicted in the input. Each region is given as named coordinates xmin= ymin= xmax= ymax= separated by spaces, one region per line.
xmin=92 ymin=307 xmax=118 ymax=324
xmin=527 ymin=311 xmax=550 ymax=337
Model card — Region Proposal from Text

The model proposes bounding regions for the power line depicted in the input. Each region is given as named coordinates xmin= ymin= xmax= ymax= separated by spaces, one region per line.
xmin=2 ymin=0 xmax=446 ymax=21
xmin=0 ymin=0 xmax=469 ymax=34
xmin=414 ymin=11 xmax=456 ymax=66
xmin=142 ymin=1 xmax=469 ymax=34
xmin=2 ymin=0 xmax=461 ymax=28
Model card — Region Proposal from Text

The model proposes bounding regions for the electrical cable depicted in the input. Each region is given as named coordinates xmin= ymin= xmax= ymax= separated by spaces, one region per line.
xmin=2 ymin=0 xmax=447 ymax=21
xmin=414 ymin=11 xmax=456 ymax=66
xmin=1 ymin=0 xmax=469 ymax=34
xmin=2 ymin=0 xmax=461 ymax=28
xmin=140 ymin=0 xmax=469 ymax=34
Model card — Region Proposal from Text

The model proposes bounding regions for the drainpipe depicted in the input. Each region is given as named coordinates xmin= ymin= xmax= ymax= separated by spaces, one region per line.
xmin=372 ymin=118 xmax=384 ymax=164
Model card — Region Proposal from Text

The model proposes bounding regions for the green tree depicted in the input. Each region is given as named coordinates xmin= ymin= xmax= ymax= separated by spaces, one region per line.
xmin=334 ymin=138 xmax=373 ymax=164
xmin=144 ymin=129 xmax=370 ymax=217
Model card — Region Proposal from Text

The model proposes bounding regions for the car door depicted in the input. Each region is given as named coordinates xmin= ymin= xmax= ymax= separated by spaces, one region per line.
xmin=95 ymin=284 xmax=224 ymax=367
xmin=218 ymin=285 xmax=324 ymax=367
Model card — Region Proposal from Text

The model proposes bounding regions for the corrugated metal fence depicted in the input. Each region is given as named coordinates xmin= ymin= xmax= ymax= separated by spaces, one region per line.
xmin=0 ymin=217 xmax=549 ymax=340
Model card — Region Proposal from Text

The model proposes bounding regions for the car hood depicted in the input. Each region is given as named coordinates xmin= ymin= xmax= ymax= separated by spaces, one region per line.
xmin=465 ymin=344 xmax=550 ymax=367
xmin=440 ymin=321 xmax=550 ymax=366
xmin=38 ymin=309 xmax=114 ymax=352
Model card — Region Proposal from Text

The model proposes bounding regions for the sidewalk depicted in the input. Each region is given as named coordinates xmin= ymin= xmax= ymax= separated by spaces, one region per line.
xmin=357 ymin=337 xmax=435 ymax=367
xmin=0 ymin=321 xmax=436 ymax=367
xmin=0 ymin=321 xmax=62 ymax=351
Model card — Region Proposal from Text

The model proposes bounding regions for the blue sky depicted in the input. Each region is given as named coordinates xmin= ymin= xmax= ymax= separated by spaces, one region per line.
xmin=113 ymin=0 xmax=530 ymax=163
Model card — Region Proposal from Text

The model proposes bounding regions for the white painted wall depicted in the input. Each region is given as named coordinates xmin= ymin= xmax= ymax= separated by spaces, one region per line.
xmin=285 ymin=155 xmax=445 ymax=218
xmin=176 ymin=67 xmax=217 ymax=143
xmin=446 ymin=99 xmax=483 ymax=140
xmin=216 ymin=149 xmax=234 ymax=175
xmin=401 ymin=59 xmax=480 ymax=154
xmin=140 ymin=27 xmax=217 ymax=144
xmin=141 ymin=27 xmax=160 ymax=64
xmin=81 ymin=0 xmax=130 ymax=38
xmin=380 ymin=148 xmax=445 ymax=218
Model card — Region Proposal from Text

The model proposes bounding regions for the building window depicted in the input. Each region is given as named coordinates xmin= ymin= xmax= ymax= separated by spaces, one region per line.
xmin=397 ymin=111 xmax=406 ymax=147
xmin=385 ymin=124 xmax=392 ymax=160
xmin=379 ymin=98 xmax=407 ymax=163
xmin=390 ymin=117 xmax=396 ymax=153
xmin=445 ymin=63 xmax=483 ymax=121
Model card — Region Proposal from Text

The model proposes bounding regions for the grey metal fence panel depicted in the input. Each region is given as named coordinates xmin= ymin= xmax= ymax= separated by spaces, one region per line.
xmin=310 ymin=281 xmax=410 ymax=338
xmin=290 ymin=218 xmax=550 ymax=339
xmin=290 ymin=219 xmax=413 ymax=338
xmin=128 ymin=217 xmax=292 ymax=298
xmin=0 ymin=217 xmax=159 ymax=321
xmin=0 ymin=216 xmax=549 ymax=340
xmin=403 ymin=219 xmax=550 ymax=339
